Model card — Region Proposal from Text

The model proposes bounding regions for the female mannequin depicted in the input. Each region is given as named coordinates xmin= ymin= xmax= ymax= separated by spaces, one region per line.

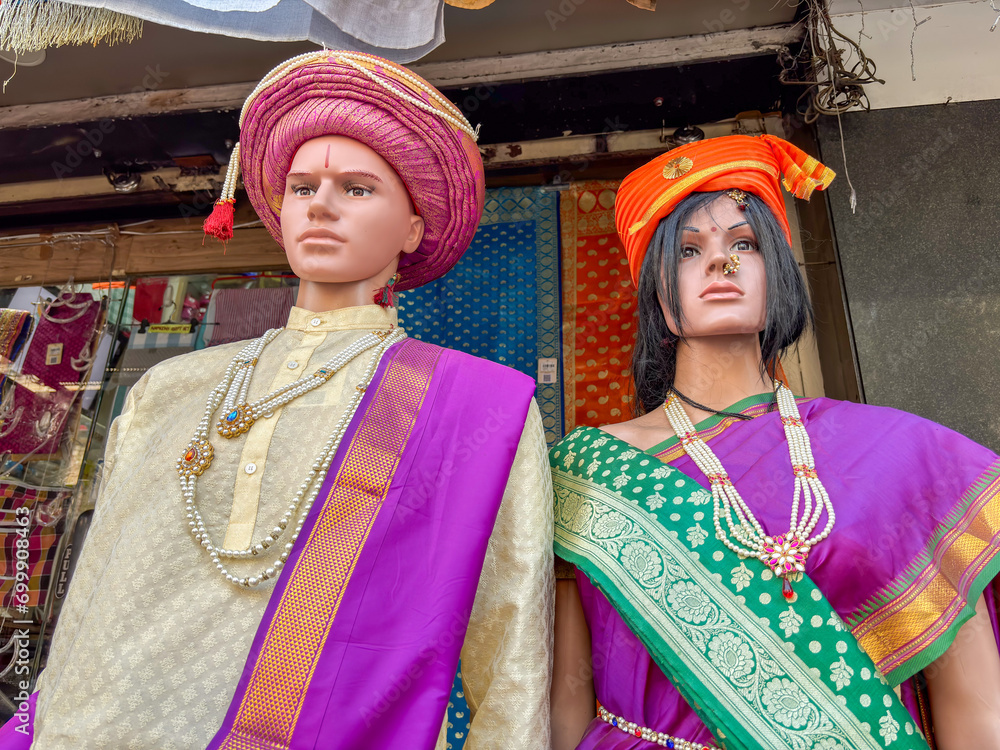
xmin=550 ymin=135 xmax=1000 ymax=750
xmin=2 ymin=52 xmax=553 ymax=750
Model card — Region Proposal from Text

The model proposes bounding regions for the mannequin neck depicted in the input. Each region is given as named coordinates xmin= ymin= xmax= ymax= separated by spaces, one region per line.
xmin=293 ymin=264 xmax=398 ymax=313
xmin=671 ymin=333 xmax=773 ymax=419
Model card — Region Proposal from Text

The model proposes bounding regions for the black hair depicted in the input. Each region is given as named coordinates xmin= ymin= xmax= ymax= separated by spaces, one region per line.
xmin=631 ymin=190 xmax=813 ymax=415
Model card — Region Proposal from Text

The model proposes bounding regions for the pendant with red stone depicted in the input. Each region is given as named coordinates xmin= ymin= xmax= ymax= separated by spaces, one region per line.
xmin=762 ymin=533 xmax=810 ymax=600
xmin=177 ymin=438 xmax=214 ymax=477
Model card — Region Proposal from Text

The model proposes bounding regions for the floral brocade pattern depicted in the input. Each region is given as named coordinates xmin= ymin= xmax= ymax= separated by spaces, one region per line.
xmin=551 ymin=426 xmax=928 ymax=750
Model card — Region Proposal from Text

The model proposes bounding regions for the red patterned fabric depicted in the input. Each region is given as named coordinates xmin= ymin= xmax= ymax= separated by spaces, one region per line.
xmin=560 ymin=180 xmax=636 ymax=431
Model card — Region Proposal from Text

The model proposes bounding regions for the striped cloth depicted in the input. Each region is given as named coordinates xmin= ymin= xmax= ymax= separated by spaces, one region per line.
xmin=206 ymin=287 xmax=296 ymax=347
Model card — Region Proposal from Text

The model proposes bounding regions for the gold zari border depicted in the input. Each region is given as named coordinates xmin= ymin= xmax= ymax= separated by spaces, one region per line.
xmin=852 ymin=471 xmax=1000 ymax=675
xmin=219 ymin=339 xmax=440 ymax=749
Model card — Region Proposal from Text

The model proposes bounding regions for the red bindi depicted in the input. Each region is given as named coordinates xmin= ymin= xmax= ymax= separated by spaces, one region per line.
xmin=710 ymin=226 xmax=718 ymax=232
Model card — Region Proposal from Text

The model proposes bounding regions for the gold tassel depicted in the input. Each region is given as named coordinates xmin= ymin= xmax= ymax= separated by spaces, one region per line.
xmin=0 ymin=1 xmax=143 ymax=54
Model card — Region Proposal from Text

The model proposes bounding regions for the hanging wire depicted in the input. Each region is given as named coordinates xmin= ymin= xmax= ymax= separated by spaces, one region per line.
xmin=779 ymin=0 xmax=884 ymax=125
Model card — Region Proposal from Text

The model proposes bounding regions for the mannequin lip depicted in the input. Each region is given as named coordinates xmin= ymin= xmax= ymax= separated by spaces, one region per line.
xmin=298 ymin=226 xmax=347 ymax=244
xmin=699 ymin=280 xmax=743 ymax=299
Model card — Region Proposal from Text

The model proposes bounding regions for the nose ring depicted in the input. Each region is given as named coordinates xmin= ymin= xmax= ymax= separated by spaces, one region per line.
xmin=723 ymin=253 xmax=740 ymax=275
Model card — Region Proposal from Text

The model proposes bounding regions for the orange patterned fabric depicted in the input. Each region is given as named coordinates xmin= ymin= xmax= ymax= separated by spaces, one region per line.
xmin=560 ymin=181 xmax=637 ymax=431
xmin=615 ymin=134 xmax=835 ymax=286
xmin=219 ymin=339 xmax=440 ymax=749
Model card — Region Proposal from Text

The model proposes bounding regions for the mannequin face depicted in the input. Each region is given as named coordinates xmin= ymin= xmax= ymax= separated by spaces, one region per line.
xmin=663 ymin=195 xmax=767 ymax=338
xmin=280 ymin=135 xmax=424 ymax=286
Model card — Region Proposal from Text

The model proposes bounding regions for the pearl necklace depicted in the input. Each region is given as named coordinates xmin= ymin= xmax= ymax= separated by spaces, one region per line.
xmin=663 ymin=384 xmax=835 ymax=599
xmin=177 ymin=327 xmax=406 ymax=588
xmin=216 ymin=329 xmax=390 ymax=438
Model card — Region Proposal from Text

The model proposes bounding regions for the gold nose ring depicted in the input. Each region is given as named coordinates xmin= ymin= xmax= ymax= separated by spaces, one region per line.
xmin=723 ymin=253 xmax=740 ymax=275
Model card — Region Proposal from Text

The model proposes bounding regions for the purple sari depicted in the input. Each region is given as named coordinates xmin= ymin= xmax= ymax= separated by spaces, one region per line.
xmin=571 ymin=393 xmax=1000 ymax=748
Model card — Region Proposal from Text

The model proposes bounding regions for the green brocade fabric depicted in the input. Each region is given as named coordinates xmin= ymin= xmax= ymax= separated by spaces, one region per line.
xmin=552 ymin=426 xmax=929 ymax=750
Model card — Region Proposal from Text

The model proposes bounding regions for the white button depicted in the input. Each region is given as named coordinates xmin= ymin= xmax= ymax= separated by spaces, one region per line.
xmin=244 ymin=463 xmax=257 ymax=475
xmin=310 ymin=317 xmax=321 ymax=327
xmin=287 ymin=361 xmax=299 ymax=369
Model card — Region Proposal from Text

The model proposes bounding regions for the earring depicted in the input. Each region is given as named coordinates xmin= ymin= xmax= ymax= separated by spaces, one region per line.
xmin=723 ymin=254 xmax=740 ymax=275
xmin=373 ymin=273 xmax=400 ymax=308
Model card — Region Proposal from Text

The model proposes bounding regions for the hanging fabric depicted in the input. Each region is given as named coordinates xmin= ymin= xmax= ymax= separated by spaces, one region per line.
xmin=399 ymin=186 xmax=564 ymax=445
xmin=0 ymin=0 xmax=142 ymax=54
xmin=34 ymin=0 xmax=444 ymax=60
xmin=559 ymin=180 xmax=636 ymax=432
xmin=207 ymin=286 xmax=296 ymax=348
xmin=0 ymin=293 xmax=103 ymax=460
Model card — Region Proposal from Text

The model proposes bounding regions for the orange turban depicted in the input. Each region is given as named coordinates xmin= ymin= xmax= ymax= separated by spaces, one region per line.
xmin=615 ymin=134 xmax=835 ymax=286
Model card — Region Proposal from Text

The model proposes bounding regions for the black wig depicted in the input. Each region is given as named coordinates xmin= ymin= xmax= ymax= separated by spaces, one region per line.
xmin=631 ymin=190 xmax=812 ymax=415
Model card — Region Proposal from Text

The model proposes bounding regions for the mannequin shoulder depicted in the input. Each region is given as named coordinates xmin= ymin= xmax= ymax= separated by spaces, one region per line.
xmin=597 ymin=410 xmax=675 ymax=453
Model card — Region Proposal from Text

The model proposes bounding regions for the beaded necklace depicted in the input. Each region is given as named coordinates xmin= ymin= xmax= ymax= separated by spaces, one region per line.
xmin=215 ymin=328 xmax=392 ymax=438
xmin=663 ymin=384 xmax=835 ymax=600
xmin=177 ymin=326 xmax=406 ymax=588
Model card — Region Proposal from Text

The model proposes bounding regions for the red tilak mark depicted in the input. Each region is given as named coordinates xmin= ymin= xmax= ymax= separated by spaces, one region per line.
xmin=325 ymin=144 xmax=330 ymax=169
xmin=710 ymin=226 xmax=718 ymax=232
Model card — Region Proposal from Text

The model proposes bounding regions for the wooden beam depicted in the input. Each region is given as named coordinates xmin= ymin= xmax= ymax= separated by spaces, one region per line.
xmin=0 ymin=25 xmax=801 ymax=131
xmin=124 ymin=227 xmax=289 ymax=277
xmin=0 ymin=211 xmax=289 ymax=287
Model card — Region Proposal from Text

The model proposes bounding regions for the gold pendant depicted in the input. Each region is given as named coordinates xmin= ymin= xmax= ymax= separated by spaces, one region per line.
xmin=217 ymin=403 xmax=256 ymax=438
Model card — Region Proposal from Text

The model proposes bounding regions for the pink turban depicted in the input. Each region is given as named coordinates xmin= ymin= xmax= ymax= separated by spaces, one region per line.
xmin=204 ymin=51 xmax=485 ymax=292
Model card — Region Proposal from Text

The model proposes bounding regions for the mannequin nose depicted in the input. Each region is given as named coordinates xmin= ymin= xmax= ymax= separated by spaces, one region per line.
xmin=705 ymin=245 xmax=728 ymax=275
xmin=307 ymin=185 xmax=339 ymax=221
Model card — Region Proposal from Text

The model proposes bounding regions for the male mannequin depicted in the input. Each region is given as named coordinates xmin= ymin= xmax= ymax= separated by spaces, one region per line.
xmin=2 ymin=51 xmax=553 ymax=749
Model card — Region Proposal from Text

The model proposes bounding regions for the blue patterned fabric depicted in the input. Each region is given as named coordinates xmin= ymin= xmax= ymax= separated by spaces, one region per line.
xmin=399 ymin=186 xmax=563 ymax=444
xmin=445 ymin=661 xmax=472 ymax=749
xmin=398 ymin=187 xmax=563 ymax=748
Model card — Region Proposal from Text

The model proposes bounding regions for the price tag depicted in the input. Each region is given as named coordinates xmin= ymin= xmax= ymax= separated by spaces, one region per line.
xmin=45 ymin=343 xmax=63 ymax=366
xmin=537 ymin=357 xmax=558 ymax=384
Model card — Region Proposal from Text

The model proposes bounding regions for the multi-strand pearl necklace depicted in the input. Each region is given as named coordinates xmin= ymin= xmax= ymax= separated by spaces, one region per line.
xmin=663 ymin=384 xmax=835 ymax=599
xmin=177 ymin=327 xmax=406 ymax=588
xmin=216 ymin=329 xmax=391 ymax=438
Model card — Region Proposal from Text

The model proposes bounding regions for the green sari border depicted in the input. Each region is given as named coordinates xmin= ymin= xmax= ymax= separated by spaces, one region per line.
xmin=646 ymin=392 xmax=784 ymax=457
xmin=553 ymin=425 xmax=928 ymax=750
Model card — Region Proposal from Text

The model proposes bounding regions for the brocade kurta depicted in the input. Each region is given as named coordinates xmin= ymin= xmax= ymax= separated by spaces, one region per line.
xmin=31 ymin=305 xmax=553 ymax=750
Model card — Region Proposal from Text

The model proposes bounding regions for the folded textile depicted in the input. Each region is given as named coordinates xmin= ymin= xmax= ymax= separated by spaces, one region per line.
xmin=0 ymin=311 xmax=33 ymax=391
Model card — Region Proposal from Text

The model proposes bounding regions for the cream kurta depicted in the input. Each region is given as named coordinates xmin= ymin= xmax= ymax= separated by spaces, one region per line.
xmin=32 ymin=305 xmax=553 ymax=750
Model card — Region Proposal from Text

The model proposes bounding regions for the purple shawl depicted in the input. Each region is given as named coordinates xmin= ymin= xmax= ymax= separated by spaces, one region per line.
xmin=206 ymin=338 xmax=536 ymax=749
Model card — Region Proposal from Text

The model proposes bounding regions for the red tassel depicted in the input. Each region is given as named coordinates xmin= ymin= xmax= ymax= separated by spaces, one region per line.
xmin=203 ymin=199 xmax=235 ymax=247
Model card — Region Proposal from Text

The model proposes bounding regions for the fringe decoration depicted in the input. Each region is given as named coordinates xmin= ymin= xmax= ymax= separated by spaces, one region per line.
xmin=203 ymin=200 xmax=235 ymax=245
xmin=373 ymin=273 xmax=399 ymax=308
xmin=203 ymin=143 xmax=241 ymax=249
xmin=0 ymin=1 xmax=143 ymax=54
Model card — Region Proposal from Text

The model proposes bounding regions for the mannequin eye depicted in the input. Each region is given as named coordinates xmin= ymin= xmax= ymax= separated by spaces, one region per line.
xmin=345 ymin=183 xmax=374 ymax=197
xmin=680 ymin=246 xmax=700 ymax=259
xmin=290 ymin=184 xmax=316 ymax=197
xmin=732 ymin=239 xmax=756 ymax=253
